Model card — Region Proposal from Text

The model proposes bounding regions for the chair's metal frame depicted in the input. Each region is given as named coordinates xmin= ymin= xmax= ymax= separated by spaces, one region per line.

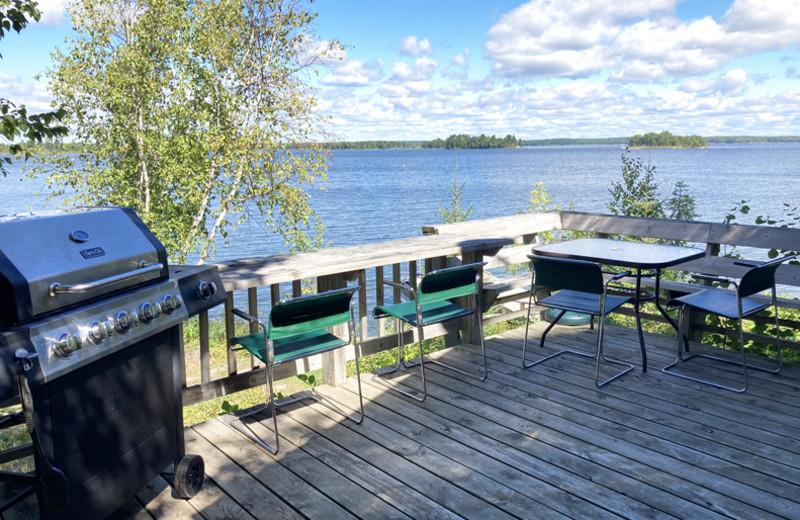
xmin=372 ymin=262 xmax=488 ymax=402
xmin=522 ymin=255 xmax=635 ymax=387
xmin=662 ymin=255 xmax=794 ymax=393
xmin=228 ymin=287 xmax=364 ymax=454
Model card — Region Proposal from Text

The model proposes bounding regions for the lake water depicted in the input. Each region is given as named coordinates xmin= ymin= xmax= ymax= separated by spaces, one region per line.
xmin=3 ymin=143 xmax=799 ymax=262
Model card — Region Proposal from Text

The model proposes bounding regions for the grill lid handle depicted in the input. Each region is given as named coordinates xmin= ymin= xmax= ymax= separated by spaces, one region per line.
xmin=49 ymin=263 xmax=164 ymax=297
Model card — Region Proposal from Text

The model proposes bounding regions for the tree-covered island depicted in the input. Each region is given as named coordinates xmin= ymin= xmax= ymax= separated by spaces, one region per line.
xmin=628 ymin=131 xmax=708 ymax=149
xmin=421 ymin=134 xmax=522 ymax=149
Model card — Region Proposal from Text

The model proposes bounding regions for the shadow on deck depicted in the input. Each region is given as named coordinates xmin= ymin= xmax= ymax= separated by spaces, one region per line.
xmin=121 ymin=322 xmax=800 ymax=519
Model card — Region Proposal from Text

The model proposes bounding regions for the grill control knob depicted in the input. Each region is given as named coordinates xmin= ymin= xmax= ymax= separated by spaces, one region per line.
xmin=161 ymin=294 xmax=183 ymax=314
xmin=197 ymin=281 xmax=217 ymax=300
xmin=88 ymin=320 xmax=109 ymax=344
xmin=54 ymin=333 xmax=82 ymax=358
xmin=139 ymin=302 xmax=160 ymax=323
xmin=115 ymin=311 xmax=133 ymax=333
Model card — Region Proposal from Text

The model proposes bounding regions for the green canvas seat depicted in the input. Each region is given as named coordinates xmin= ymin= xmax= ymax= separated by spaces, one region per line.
xmin=372 ymin=262 xmax=488 ymax=401
xmin=227 ymin=286 xmax=363 ymax=454
xmin=523 ymin=255 xmax=634 ymax=387
xmin=663 ymin=255 xmax=795 ymax=392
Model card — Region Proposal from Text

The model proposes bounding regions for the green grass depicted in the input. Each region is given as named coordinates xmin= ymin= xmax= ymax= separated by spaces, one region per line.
xmin=0 ymin=408 xmax=33 ymax=473
xmin=605 ymin=300 xmax=800 ymax=363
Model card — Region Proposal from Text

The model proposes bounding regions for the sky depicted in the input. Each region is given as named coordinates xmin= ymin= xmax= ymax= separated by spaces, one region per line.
xmin=2 ymin=0 xmax=800 ymax=141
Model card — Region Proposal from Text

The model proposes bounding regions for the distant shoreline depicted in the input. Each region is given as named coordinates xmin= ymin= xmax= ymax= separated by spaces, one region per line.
xmin=314 ymin=135 xmax=800 ymax=150
xmin=3 ymin=136 xmax=799 ymax=156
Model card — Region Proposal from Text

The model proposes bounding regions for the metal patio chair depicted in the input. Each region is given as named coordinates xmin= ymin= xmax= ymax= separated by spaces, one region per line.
xmin=662 ymin=255 xmax=795 ymax=392
xmin=522 ymin=255 xmax=635 ymax=387
xmin=372 ymin=262 xmax=488 ymax=401
xmin=227 ymin=286 xmax=364 ymax=454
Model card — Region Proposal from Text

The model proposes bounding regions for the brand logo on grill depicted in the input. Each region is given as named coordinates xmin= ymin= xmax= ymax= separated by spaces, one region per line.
xmin=80 ymin=247 xmax=106 ymax=259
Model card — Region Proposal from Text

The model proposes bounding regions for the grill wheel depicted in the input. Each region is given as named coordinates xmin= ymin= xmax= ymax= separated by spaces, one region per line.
xmin=174 ymin=454 xmax=204 ymax=499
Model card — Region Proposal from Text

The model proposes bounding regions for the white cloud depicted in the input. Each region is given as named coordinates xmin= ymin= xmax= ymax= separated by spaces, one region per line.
xmin=0 ymin=73 xmax=57 ymax=112
xmin=388 ymin=57 xmax=438 ymax=82
xmin=451 ymin=49 xmax=471 ymax=67
xmin=35 ymin=0 xmax=71 ymax=26
xmin=311 ymin=40 xmax=348 ymax=65
xmin=444 ymin=49 xmax=471 ymax=79
xmin=399 ymin=36 xmax=433 ymax=56
xmin=414 ymin=56 xmax=438 ymax=79
xmin=484 ymin=0 xmax=800 ymax=82
xmin=405 ymin=80 xmax=431 ymax=95
xmin=379 ymin=83 xmax=407 ymax=98
xmin=391 ymin=62 xmax=413 ymax=81
xmin=484 ymin=0 xmax=677 ymax=79
xmin=680 ymin=69 xmax=749 ymax=94
xmin=322 ymin=59 xmax=382 ymax=86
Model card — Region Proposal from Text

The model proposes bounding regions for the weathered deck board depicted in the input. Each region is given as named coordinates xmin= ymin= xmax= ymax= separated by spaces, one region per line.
xmin=128 ymin=323 xmax=800 ymax=520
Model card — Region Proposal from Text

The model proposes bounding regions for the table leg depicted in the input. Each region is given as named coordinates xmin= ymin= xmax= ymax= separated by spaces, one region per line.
xmin=653 ymin=268 xmax=690 ymax=352
xmin=634 ymin=269 xmax=647 ymax=372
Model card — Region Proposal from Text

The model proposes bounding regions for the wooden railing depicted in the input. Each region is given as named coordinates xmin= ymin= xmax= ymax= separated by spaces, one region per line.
xmin=182 ymin=233 xmax=512 ymax=405
xmin=182 ymin=211 xmax=800 ymax=406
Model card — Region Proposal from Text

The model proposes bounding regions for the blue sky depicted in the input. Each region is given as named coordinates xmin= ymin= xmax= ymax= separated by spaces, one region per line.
xmin=3 ymin=0 xmax=800 ymax=141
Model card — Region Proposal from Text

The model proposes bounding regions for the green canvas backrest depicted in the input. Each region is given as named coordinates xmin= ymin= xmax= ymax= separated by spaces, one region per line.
xmin=269 ymin=286 xmax=358 ymax=340
xmin=418 ymin=262 xmax=486 ymax=305
xmin=528 ymin=255 xmax=603 ymax=295
xmin=739 ymin=256 xmax=793 ymax=298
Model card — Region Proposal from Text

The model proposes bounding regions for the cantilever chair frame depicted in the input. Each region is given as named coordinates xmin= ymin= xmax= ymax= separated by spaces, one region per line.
xmin=227 ymin=286 xmax=364 ymax=454
xmin=372 ymin=262 xmax=488 ymax=402
xmin=662 ymin=255 xmax=795 ymax=393
xmin=522 ymin=255 xmax=635 ymax=387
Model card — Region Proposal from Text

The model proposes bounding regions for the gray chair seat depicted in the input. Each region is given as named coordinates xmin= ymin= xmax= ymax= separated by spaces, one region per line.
xmin=662 ymin=255 xmax=795 ymax=392
xmin=523 ymin=255 xmax=635 ymax=387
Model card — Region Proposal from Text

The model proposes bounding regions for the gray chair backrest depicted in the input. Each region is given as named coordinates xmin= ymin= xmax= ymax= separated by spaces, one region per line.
xmin=528 ymin=255 xmax=603 ymax=295
xmin=739 ymin=256 xmax=794 ymax=298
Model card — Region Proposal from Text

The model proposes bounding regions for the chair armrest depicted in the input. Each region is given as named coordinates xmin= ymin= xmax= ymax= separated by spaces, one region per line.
xmin=382 ymin=279 xmax=410 ymax=290
xmin=605 ymin=270 xmax=632 ymax=285
xmin=604 ymin=270 xmax=633 ymax=294
xmin=691 ymin=273 xmax=736 ymax=286
xmin=231 ymin=308 xmax=259 ymax=323
xmin=230 ymin=308 xmax=267 ymax=336
xmin=382 ymin=279 xmax=417 ymax=299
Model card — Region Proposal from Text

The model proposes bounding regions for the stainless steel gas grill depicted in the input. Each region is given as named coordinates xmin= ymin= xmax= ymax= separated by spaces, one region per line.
xmin=0 ymin=207 xmax=226 ymax=519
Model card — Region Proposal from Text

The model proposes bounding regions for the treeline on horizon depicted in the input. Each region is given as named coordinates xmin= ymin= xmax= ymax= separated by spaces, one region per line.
xmin=420 ymin=134 xmax=522 ymax=149
xmin=0 ymin=141 xmax=85 ymax=155
xmin=4 ymin=135 xmax=800 ymax=155
xmin=315 ymin=134 xmax=800 ymax=149
xmin=629 ymin=131 xmax=708 ymax=148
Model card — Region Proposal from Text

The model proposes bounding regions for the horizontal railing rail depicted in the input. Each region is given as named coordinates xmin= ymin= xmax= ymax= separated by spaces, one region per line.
xmin=183 ymin=211 xmax=800 ymax=406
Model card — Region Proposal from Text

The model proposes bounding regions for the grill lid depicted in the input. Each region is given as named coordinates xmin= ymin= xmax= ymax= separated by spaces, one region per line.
xmin=0 ymin=207 xmax=168 ymax=326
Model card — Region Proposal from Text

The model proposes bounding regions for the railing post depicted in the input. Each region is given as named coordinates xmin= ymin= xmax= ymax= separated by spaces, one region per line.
xmin=461 ymin=249 xmax=485 ymax=345
xmin=318 ymin=273 xmax=348 ymax=386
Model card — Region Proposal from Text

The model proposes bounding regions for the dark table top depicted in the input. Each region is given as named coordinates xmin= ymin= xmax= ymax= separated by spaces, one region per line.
xmin=532 ymin=238 xmax=705 ymax=270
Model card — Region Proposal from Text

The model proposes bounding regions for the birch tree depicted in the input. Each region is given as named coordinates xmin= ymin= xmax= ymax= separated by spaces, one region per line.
xmin=32 ymin=0 xmax=338 ymax=263
xmin=1 ymin=0 xmax=67 ymax=176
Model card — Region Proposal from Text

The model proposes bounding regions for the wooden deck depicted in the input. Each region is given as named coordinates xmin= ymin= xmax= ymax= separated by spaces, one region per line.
xmin=122 ymin=322 xmax=800 ymax=520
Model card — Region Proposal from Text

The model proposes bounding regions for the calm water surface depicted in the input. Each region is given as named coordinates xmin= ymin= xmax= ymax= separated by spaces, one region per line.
xmin=3 ymin=143 xmax=798 ymax=262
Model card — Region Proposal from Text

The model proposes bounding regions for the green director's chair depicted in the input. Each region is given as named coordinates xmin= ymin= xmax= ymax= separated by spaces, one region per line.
xmin=522 ymin=255 xmax=635 ymax=387
xmin=227 ymin=286 xmax=364 ymax=454
xmin=663 ymin=255 xmax=795 ymax=392
xmin=372 ymin=262 xmax=488 ymax=401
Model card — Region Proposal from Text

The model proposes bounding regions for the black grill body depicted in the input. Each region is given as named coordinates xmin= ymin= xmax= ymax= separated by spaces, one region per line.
xmin=0 ymin=208 xmax=225 ymax=518
xmin=32 ymin=328 xmax=181 ymax=519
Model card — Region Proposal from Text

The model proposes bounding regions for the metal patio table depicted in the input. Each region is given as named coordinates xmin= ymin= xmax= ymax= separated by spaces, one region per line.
xmin=531 ymin=238 xmax=705 ymax=371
